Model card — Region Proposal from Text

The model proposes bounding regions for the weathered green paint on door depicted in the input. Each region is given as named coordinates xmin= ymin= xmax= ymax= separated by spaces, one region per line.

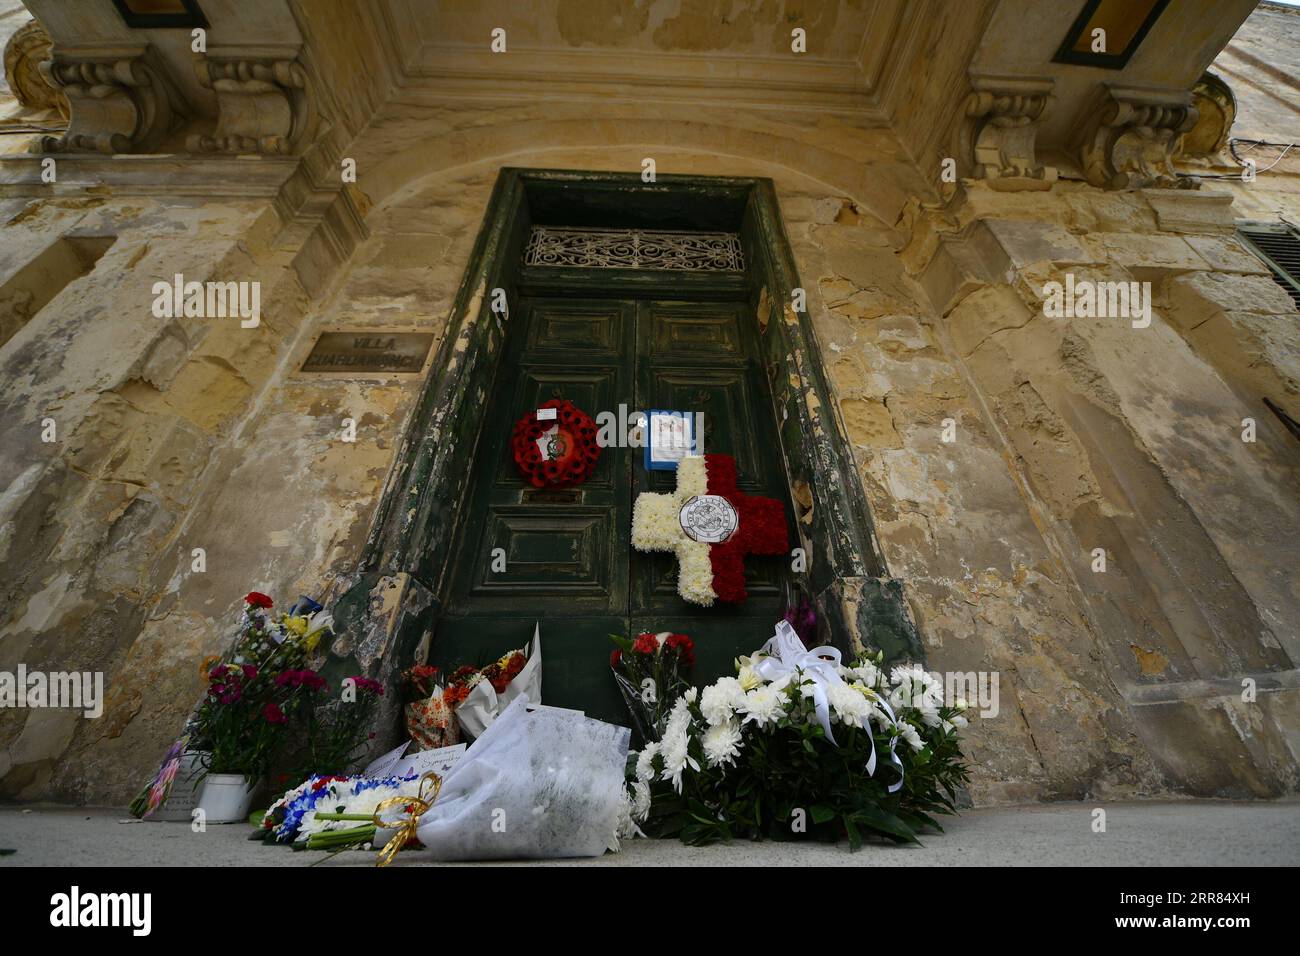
xmin=435 ymin=279 xmax=796 ymax=723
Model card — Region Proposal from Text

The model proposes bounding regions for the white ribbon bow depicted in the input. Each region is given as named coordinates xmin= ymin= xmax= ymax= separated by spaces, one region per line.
xmin=751 ymin=621 xmax=904 ymax=793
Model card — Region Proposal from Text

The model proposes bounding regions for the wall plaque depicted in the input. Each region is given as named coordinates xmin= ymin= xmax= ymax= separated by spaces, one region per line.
xmin=301 ymin=331 xmax=434 ymax=374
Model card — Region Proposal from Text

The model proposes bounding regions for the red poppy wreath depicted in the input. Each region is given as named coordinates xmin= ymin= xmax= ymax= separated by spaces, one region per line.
xmin=511 ymin=400 xmax=601 ymax=488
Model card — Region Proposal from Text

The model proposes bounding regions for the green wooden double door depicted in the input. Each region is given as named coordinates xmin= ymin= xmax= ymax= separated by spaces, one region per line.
xmin=434 ymin=291 xmax=796 ymax=722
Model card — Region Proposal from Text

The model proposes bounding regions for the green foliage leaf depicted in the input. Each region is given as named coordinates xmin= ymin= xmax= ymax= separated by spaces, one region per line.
xmin=853 ymin=805 xmax=920 ymax=845
xmin=809 ymin=804 xmax=835 ymax=825
xmin=844 ymin=816 xmax=863 ymax=852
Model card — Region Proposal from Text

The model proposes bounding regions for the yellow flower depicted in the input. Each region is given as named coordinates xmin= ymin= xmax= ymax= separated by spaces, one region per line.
xmin=282 ymin=615 xmax=309 ymax=637
xmin=737 ymin=665 xmax=761 ymax=691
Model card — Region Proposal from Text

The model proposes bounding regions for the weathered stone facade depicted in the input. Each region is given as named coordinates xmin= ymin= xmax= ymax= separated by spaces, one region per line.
xmin=1 ymin=1 xmax=1297 ymax=805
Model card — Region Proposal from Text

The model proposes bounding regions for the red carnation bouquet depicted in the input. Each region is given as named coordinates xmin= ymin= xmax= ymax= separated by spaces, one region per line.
xmin=453 ymin=633 xmax=541 ymax=739
xmin=511 ymin=399 xmax=601 ymax=488
xmin=609 ymin=631 xmax=695 ymax=745
xmin=410 ymin=626 xmax=542 ymax=741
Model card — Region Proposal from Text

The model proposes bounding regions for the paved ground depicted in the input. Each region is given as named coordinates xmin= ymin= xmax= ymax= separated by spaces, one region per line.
xmin=1 ymin=799 xmax=1297 ymax=865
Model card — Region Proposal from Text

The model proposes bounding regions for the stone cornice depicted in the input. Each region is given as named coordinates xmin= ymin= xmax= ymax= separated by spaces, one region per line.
xmin=383 ymin=54 xmax=883 ymax=115
xmin=383 ymin=74 xmax=888 ymax=118
xmin=854 ymin=0 xmax=908 ymax=93
xmin=373 ymin=0 xmax=915 ymax=118
xmin=0 ymin=154 xmax=298 ymax=198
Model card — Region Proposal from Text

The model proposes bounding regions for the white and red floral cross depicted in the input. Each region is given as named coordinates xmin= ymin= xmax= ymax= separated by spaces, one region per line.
xmin=631 ymin=453 xmax=788 ymax=606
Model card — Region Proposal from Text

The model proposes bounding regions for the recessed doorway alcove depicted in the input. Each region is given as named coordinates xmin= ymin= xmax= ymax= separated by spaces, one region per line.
xmin=331 ymin=168 xmax=921 ymax=723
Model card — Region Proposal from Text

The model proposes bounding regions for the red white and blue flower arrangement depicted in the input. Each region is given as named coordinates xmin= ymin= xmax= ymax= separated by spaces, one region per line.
xmin=258 ymin=773 xmax=424 ymax=851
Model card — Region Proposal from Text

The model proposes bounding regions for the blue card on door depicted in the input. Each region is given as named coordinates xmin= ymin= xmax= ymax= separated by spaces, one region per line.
xmin=644 ymin=410 xmax=698 ymax=470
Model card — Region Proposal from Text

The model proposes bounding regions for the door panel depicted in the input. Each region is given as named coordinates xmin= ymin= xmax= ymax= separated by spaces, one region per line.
xmin=636 ymin=550 xmax=787 ymax=609
xmin=524 ymin=300 xmax=625 ymax=357
xmin=645 ymin=368 xmax=766 ymax=492
xmin=436 ymin=296 xmax=634 ymax=718
xmin=467 ymin=507 xmax=615 ymax=596
xmin=435 ymin=291 xmax=796 ymax=722
xmin=487 ymin=366 xmax=620 ymax=490
xmin=647 ymin=308 xmax=747 ymax=359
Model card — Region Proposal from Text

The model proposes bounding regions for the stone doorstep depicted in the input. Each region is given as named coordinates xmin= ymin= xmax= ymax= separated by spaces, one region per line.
xmin=3 ymin=802 xmax=1300 ymax=866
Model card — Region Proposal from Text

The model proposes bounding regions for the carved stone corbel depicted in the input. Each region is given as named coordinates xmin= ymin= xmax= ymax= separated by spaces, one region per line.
xmin=1072 ymin=85 xmax=1199 ymax=190
xmin=188 ymin=52 xmax=314 ymax=155
xmin=3 ymin=19 xmax=68 ymax=117
xmin=1181 ymin=71 xmax=1236 ymax=158
xmin=959 ymin=76 xmax=1057 ymax=189
xmin=38 ymin=45 xmax=185 ymax=154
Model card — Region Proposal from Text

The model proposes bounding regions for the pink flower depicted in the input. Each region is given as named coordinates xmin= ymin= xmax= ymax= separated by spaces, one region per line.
xmin=263 ymin=702 xmax=287 ymax=725
xmin=275 ymin=669 xmax=327 ymax=692
xmin=349 ymin=676 xmax=384 ymax=697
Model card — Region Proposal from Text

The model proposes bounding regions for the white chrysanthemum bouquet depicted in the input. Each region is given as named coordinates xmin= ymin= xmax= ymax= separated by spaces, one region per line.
xmin=624 ymin=622 xmax=972 ymax=848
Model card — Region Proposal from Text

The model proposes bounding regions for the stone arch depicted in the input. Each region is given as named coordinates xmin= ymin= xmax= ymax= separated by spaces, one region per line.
xmin=355 ymin=116 xmax=910 ymax=229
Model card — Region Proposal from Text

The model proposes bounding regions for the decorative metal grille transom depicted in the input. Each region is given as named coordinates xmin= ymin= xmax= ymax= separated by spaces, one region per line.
xmin=524 ymin=226 xmax=744 ymax=271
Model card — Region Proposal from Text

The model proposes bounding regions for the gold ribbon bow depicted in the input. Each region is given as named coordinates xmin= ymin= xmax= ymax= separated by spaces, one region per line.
xmin=372 ymin=771 xmax=441 ymax=867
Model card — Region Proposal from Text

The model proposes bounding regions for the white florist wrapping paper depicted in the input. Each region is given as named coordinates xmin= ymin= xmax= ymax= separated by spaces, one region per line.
xmin=415 ymin=694 xmax=630 ymax=860
xmin=455 ymin=624 xmax=542 ymax=740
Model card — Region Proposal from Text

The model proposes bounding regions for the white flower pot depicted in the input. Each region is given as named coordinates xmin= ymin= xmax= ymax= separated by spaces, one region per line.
xmin=196 ymin=773 xmax=257 ymax=824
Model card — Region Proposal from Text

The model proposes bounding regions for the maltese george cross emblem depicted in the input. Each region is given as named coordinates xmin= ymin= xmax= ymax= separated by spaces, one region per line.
xmin=631 ymin=454 xmax=788 ymax=606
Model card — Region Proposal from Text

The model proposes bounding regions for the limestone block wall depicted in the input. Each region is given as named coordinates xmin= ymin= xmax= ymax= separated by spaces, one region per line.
xmin=0 ymin=186 xmax=382 ymax=801
xmin=2 ymin=94 xmax=1297 ymax=805
xmin=907 ymin=182 xmax=1300 ymax=798
xmin=796 ymin=202 xmax=1170 ymax=803
xmin=0 ymin=194 xmax=265 ymax=798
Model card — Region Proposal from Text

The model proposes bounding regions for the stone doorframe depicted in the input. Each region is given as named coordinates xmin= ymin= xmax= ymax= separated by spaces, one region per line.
xmin=325 ymin=168 xmax=923 ymax=729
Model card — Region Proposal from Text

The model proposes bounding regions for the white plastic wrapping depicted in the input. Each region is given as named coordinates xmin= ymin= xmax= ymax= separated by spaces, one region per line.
xmin=415 ymin=694 xmax=630 ymax=860
xmin=455 ymin=625 xmax=543 ymax=740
